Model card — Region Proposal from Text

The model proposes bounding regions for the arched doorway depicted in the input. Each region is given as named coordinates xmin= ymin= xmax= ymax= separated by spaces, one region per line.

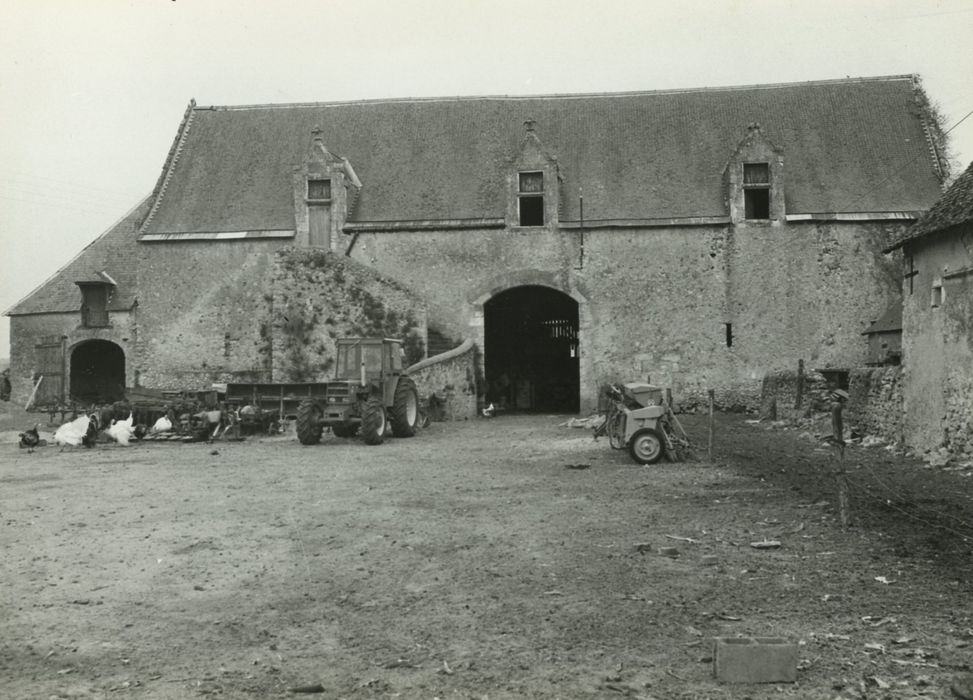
xmin=484 ymin=285 xmax=579 ymax=413
xmin=70 ymin=340 xmax=126 ymax=404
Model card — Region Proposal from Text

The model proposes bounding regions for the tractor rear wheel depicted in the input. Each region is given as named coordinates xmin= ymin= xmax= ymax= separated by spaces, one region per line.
xmin=628 ymin=427 xmax=664 ymax=465
xmin=390 ymin=376 xmax=420 ymax=437
xmin=331 ymin=422 xmax=359 ymax=438
xmin=361 ymin=397 xmax=386 ymax=445
xmin=296 ymin=399 xmax=323 ymax=445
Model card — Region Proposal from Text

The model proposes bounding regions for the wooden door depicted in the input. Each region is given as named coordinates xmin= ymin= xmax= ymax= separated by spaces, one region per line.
xmin=33 ymin=335 xmax=66 ymax=407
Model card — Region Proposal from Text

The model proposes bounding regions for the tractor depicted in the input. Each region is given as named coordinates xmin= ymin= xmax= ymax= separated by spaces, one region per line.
xmin=295 ymin=337 xmax=420 ymax=446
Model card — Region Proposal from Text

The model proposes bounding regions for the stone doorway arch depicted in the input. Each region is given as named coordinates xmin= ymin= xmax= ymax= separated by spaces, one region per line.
xmin=70 ymin=340 xmax=126 ymax=404
xmin=483 ymin=285 xmax=579 ymax=413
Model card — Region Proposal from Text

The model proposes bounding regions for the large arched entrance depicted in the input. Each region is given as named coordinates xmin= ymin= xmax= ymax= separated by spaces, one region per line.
xmin=484 ymin=285 xmax=579 ymax=413
xmin=70 ymin=340 xmax=126 ymax=404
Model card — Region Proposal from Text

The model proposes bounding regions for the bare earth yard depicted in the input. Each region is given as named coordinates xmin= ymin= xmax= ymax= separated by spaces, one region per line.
xmin=1 ymin=409 xmax=971 ymax=699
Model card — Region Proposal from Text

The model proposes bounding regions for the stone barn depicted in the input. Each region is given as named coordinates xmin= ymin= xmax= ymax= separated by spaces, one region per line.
xmin=5 ymin=75 xmax=948 ymax=415
xmin=885 ymin=160 xmax=973 ymax=457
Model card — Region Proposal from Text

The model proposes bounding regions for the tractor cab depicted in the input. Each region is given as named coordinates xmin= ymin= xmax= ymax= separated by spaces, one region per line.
xmin=334 ymin=337 xmax=404 ymax=384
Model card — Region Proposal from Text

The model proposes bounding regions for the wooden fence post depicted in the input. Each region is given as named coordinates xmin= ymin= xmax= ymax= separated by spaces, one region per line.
xmin=796 ymin=359 xmax=805 ymax=409
xmin=831 ymin=394 xmax=850 ymax=527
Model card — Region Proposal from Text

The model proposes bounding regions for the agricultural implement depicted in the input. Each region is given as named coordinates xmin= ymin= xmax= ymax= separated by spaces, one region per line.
xmin=295 ymin=337 xmax=420 ymax=446
xmin=596 ymin=382 xmax=690 ymax=464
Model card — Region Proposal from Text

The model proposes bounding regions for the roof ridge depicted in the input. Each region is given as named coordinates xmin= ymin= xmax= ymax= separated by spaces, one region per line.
xmin=196 ymin=74 xmax=918 ymax=112
xmin=139 ymin=99 xmax=196 ymax=233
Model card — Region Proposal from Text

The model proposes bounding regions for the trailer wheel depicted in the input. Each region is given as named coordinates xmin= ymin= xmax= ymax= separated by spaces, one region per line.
xmin=331 ymin=422 xmax=359 ymax=438
xmin=296 ymin=400 xmax=323 ymax=445
xmin=389 ymin=376 xmax=419 ymax=437
xmin=361 ymin=397 xmax=386 ymax=445
xmin=628 ymin=427 xmax=664 ymax=465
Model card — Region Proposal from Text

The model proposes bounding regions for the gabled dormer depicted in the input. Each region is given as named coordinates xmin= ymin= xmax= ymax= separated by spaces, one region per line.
xmin=293 ymin=126 xmax=362 ymax=249
xmin=75 ymin=271 xmax=117 ymax=328
xmin=723 ymin=123 xmax=785 ymax=224
xmin=507 ymin=117 xmax=561 ymax=229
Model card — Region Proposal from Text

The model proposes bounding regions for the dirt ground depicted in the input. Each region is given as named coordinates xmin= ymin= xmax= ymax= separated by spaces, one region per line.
xmin=1 ymin=404 xmax=971 ymax=700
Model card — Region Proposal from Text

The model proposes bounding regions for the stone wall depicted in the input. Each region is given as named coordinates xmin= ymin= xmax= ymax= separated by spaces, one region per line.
xmin=406 ymin=339 xmax=478 ymax=421
xmin=268 ymin=248 xmax=426 ymax=382
xmin=352 ymin=219 xmax=906 ymax=413
xmin=759 ymin=365 xmax=904 ymax=446
xmin=943 ymin=368 xmax=973 ymax=459
xmin=758 ymin=369 xmax=833 ymax=421
xmin=846 ymin=366 xmax=904 ymax=445
xmin=135 ymin=238 xmax=286 ymax=389
xmin=8 ymin=311 xmax=136 ymax=407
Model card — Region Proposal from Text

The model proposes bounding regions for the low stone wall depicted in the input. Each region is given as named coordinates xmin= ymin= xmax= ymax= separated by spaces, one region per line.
xmin=758 ymin=370 xmax=833 ymax=421
xmin=846 ymin=367 xmax=904 ymax=446
xmin=406 ymin=340 xmax=478 ymax=421
xmin=758 ymin=366 xmax=904 ymax=446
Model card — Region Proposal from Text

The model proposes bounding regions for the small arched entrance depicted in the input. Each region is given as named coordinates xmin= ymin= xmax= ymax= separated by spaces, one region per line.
xmin=484 ymin=285 xmax=579 ymax=413
xmin=70 ymin=340 xmax=126 ymax=404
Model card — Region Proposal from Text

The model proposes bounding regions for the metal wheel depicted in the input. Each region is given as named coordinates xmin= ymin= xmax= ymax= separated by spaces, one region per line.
xmin=628 ymin=427 xmax=664 ymax=465
xmin=296 ymin=400 xmax=323 ymax=445
xmin=361 ymin=397 xmax=386 ymax=445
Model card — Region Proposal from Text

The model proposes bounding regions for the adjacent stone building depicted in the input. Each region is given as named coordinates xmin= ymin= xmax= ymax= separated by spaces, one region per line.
xmin=885 ymin=160 xmax=973 ymax=457
xmin=5 ymin=75 xmax=948 ymax=414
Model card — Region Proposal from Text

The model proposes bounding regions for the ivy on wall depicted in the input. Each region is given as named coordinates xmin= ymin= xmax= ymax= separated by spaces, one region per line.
xmin=271 ymin=248 xmax=426 ymax=382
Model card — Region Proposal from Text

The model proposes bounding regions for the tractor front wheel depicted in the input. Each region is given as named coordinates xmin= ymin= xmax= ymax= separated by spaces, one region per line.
xmin=296 ymin=400 xmax=323 ymax=445
xmin=628 ymin=427 xmax=664 ymax=465
xmin=390 ymin=376 xmax=420 ymax=437
xmin=361 ymin=397 xmax=386 ymax=445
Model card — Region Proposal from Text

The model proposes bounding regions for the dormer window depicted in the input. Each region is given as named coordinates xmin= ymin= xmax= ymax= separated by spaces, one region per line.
xmin=78 ymin=283 xmax=110 ymax=328
xmin=307 ymin=179 xmax=332 ymax=201
xmin=724 ymin=124 xmax=784 ymax=224
xmin=743 ymin=163 xmax=770 ymax=219
xmin=518 ymin=171 xmax=545 ymax=226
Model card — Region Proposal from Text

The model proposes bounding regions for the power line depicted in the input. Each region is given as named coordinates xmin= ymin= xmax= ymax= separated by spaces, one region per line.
xmin=0 ymin=174 xmax=142 ymax=201
xmin=0 ymin=184 xmax=135 ymax=212
xmin=0 ymin=193 xmax=122 ymax=218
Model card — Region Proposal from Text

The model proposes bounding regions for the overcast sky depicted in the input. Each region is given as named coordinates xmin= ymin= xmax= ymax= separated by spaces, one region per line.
xmin=2 ymin=0 xmax=972 ymax=361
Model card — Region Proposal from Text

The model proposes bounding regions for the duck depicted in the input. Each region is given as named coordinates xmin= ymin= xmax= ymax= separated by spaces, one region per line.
xmin=107 ymin=412 xmax=136 ymax=446
xmin=54 ymin=415 xmax=96 ymax=448
xmin=150 ymin=415 xmax=173 ymax=434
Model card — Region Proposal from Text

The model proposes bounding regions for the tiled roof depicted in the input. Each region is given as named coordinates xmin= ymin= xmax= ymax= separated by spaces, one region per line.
xmin=5 ymin=199 xmax=150 ymax=316
xmin=862 ymin=302 xmax=902 ymax=334
xmin=885 ymin=160 xmax=973 ymax=251
xmin=141 ymin=76 xmax=945 ymax=235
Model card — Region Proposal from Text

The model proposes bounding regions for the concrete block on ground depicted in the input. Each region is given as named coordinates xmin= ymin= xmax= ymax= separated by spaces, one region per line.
xmin=713 ymin=637 xmax=798 ymax=683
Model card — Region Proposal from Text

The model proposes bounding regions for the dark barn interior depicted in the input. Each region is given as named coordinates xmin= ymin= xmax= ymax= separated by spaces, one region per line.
xmin=484 ymin=285 xmax=579 ymax=414
xmin=70 ymin=340 xmax=126 ymax=404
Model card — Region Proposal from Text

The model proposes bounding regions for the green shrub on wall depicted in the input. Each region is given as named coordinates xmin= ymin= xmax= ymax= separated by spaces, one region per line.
xmin=273 ymin=248 xmax=425 ymax=381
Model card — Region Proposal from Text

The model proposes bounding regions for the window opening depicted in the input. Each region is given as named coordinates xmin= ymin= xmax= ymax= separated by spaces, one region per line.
xmin=80 ymin=285 xmax=110 ymax=328
xmin=931 ymin=281 xmax=943 ymax=308
xmin=725 ymin=323 xmax=733 ymax=347
xmin=518 ymin=171 xmax=544 ymax=226
xmin=307 ymin=179 xmax=332 ymax=200
xmin=743 ymin=163 xmax=770 ymax=220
